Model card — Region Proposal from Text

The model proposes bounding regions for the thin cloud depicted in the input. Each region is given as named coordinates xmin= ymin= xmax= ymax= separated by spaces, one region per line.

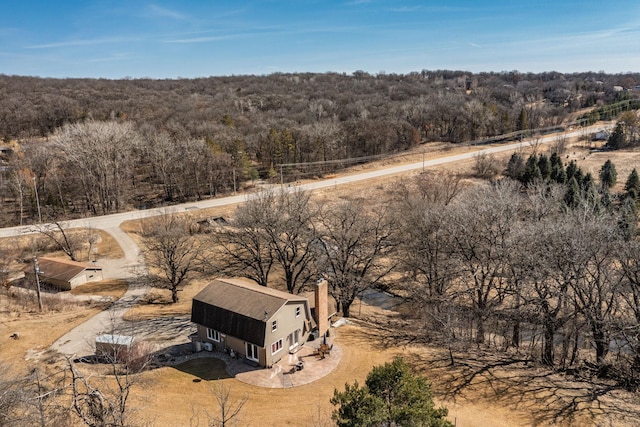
xmin=163 ymin=35 xmax=242 ymax=43
xmin=388 ymin=6 xmax=469 ymax=13
xmin=87 ymin=53 xmax=131 ymax=63
xmin=25 ymin=37 xmax=133 ymax=49
xmin=148 ymin=4 xmax=188 ymax=21
xmin=468 ymin=42 xmax=481 ymax=48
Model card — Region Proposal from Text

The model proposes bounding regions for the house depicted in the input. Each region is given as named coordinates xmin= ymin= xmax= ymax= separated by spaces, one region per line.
xmin=34 ymin=257 xmax=103 ymax=290
xmin=191 ymin=278 xmax=333 ymax=368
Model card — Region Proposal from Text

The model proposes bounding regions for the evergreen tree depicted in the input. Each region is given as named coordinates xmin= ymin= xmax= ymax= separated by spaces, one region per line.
xmin=521 ymin=154 xmax=542 ymax=185
xmin=599 ymin=159 xmax=618 ymax=189
xmin=550 ymin=151 xmax=566 ymax=183
xmin=550 ymin=152 xmax=563 ymax=169
xmin=504 ymin=152 xmax=525 ymax=181
xmin=606 ymin=122 xmax=626 ymax=150
xmin=619 ymin=196 xmax=639 ymax=240
xmin=516 ymin=109 xmax=529 ymax=131
xmin=580 ymin=173 xmax=598 ymax=206
xmin=573 ymin=168 xmax=584 ymax=187
xmin=565 ymin=160 xmax=578 ymax=181
xmin=600 ymin=187 xmax=612 ymax=211
xmin=538 ymin=154 xmax=551 ymax=180
xmin=332 ymin=358 xmax=453 ymax=427
xmin=331 ymin=382 xmax=385 ymax=427
xmin=564 ymin=177 xmax=580 ymax=208
xmin=625 ymin=168 xmax=640 ymax=200
xmin=551 ymin=163 xmax=567 ymax=184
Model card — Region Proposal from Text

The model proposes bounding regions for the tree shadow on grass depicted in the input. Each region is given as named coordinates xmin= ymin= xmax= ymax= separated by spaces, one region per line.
xmin=173 ymin=357 xmax=231 ymax=381
xmin=405 ymin=350 xmax=640 ymax=426
xmin=340 ymin=317 xmax=640 ymax=424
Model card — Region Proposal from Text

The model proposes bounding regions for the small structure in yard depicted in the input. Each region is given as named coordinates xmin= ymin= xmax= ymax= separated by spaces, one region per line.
xmin=191 ymin=278 xmax=334 ymax=368
xmin=95 ymin=334 xmax=134 ymax=359
xmin=31 ymin=257 xmax=103 ymax=290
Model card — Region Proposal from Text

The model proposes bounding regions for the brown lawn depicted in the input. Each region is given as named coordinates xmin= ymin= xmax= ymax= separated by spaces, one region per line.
xmin=0 ymin=294 xmax=106 ymax=375
xmin=70 ymin=279 xmax=128 ymax=299
xmin=123 ymin=279 xmax=211 ymax=321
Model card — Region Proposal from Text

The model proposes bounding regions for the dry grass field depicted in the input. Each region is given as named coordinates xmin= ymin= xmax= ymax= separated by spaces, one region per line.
xmin=2 ymin=137 xmax=640 ymax=426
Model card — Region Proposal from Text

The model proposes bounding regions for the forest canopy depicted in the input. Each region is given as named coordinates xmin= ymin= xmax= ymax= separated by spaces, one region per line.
xmin=0 ymin=70 xmax=639 ymax=225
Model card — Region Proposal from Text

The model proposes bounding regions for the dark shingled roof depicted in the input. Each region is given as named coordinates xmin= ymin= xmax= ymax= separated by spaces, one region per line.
xmin=191 ymin=278 xmax=307 ymax=347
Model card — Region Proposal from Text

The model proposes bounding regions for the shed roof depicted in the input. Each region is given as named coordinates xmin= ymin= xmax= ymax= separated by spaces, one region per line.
xmin=36 ymin=257 xmax=102 ymax=283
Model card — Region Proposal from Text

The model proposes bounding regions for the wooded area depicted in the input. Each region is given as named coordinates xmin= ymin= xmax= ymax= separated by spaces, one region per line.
xmin=1 ymin=70 xmax=639 ymax=226
xmin=190 ymin=150 xmax=640 ymax=385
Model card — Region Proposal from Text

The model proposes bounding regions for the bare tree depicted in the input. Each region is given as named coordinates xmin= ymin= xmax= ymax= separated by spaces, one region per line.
xmin=617 ymin=240 xmax=640 ymax=368
xmin=315 ymin=199 xmax=395 ymax=317
xmin=204 ymin=198 xmax=275 ymax=287
xmin=510 ymin=219 xmax=571 ymax=365
xmin=142 ymin=214 xmax=198 ymax=303
xmin=568 ymin=214 xmax=623 ymax=369
xmin=396 ymin=199 xmax=457 ymax=318
xmin=411 ymin=171 xmax=464 ymax=207
xmin=33 ymin=221 xmax=82 ymax=261
xmin=67 ymin=355 xmax=134 ymax=427
xmin=212 ymin=189 xmax=319 ymax=293
xmin=472 ymin=152 xmax=500 ymax=179
xmin=0 ymin=363 xmax=27 ymax=426
xmin=208 ymin=382 xmax=248 ymax=427
xmin=55 ymin=121 xmax=138 ymax=215
xmin=448 ymin=181 xmax=522 ymax=344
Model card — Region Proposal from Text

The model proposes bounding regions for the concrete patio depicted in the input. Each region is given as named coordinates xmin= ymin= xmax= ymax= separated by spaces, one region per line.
xmin=178 ymin=339 xmax=342 ymax=388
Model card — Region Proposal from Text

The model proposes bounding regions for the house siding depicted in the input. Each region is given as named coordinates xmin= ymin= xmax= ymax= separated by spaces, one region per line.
xmin=264 ymin=301 xmax=311 ymax=366
xmin=194 ymin=299 xmax=312 ymax=368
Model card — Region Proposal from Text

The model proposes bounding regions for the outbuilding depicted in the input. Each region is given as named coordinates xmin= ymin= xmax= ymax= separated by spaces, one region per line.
xmin=34 ymin=257 xmax=103 ymax=290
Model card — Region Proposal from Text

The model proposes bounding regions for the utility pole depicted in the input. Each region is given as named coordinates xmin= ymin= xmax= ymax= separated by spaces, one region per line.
xmin=232 ymin=169 xmax=236 ymax=193
xmin=33 ymin=257 xmax=43 ymax=311
xmin=280 ymin=165 xmax=284 ymax=188
xmin=32 ymin=176 xmax=42 ymax=223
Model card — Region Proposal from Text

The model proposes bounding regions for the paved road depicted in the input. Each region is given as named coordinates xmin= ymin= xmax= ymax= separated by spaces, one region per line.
xmin=11 ymin=126 xmax=607 ymax=356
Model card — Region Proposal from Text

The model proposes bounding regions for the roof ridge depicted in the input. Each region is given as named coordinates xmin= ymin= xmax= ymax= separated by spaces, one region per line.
xmin=216 ymin=278 xmax=306 ymax=301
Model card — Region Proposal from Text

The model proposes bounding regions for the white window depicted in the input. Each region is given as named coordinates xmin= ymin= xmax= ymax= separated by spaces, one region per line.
xmin=246 ymin=343 xmax=259 ymax=361
xmin=271 ymin=320 xmax=277 ymax=332
xmin=271 ymin=339 xmax=283 ymax=355
xmin=288 ymin=330 xmax=300 ymax=351
xmin=206 ymin=328 xmax=220 ymax=342
xmin=295 ymin=306 xmax=301 ymax=317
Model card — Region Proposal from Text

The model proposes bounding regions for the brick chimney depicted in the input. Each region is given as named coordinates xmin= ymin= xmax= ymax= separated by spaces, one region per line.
xmin=314 ymin=279 xmax=329 ymax=338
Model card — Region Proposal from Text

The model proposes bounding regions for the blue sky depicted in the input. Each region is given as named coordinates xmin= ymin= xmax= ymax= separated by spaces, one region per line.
xmin=1 ymin=1 xmax=639 ymax=79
